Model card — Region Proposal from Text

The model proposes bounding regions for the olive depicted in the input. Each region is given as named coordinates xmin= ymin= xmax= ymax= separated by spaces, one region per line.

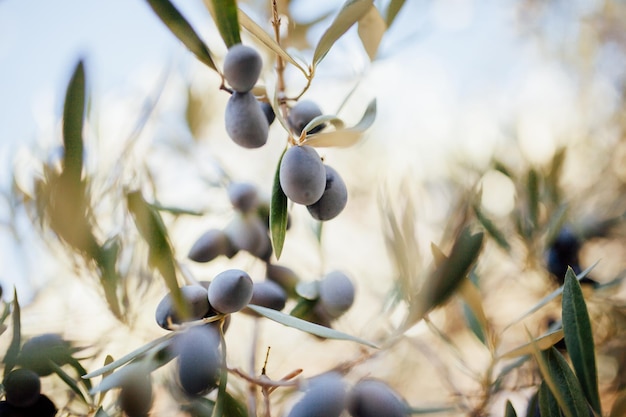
xmin=223 ymin=43 xmax=262 ymax=93
xmin=17 ymin=333 xmax=72 ymax=376
xmin=317 ymin=271 xmax=355 ymax=318
xmin=243 ymin=281 xmax=287 ymax=315
xmin=306 ymin=165 xmax=348 ymax=221
xmin=0 ymin=394 xmax=56 ymax=417
xmin=4 ymin=369 xmax=41 ymax=407
xmin=175 ymin=326 xmax=222 ymax=396
xmin=227 ymin=182 xmax=260 ymax=213
xmin=260 ymin=101 xmax=275 ymax=125
xmin=225 ymin=92 xmax=269 ymax=149
xmin=287 ymin=100 xmax=325 ymax=135
xmin=279 ymin=145 xmax=326 ymax=205
xmin=188 ymin=229 xmax=237 ymax=263
xmin=208 ymin=269 xmax=254 ymax=314
xmin=347 ymin=379 xmax=409 ymax=417
xmin=266 ymin=263 xmax=299 ymax=297
xmin=155 ymin=285 xmax=211 ymax=330
xmin=224 ymin=214 xmax=271 ymax=260
xmin=286 ymin=372 xmax=347 ymax=417
xmin=119 ymin=371 xmax=153 ymax=417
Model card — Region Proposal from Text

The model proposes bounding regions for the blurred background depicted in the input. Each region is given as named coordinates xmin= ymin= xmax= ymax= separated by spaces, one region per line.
xmin=2 ymin=0 xmax=626 ymax=415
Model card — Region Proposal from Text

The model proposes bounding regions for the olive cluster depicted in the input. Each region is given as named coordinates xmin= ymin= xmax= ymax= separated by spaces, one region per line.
xmin=223 ymin=44 xmax=274 ymax=148
xmin=285 ymin=373 xmax=409 ymax=417
xmin=280 ymin=102 xmax=348 ymax=221
xmin=0 ymin=334 xmax=75 ymax=416
xmin=188 ymin=182 xmax=275 ymax=263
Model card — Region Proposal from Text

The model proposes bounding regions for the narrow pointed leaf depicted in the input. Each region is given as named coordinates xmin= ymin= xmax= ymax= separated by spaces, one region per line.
xmin=209 ymin=0 xmax=241 ymax=47
xmin=504 ymin=400 xmax=517 ymax=417
xmin=527 ymin=169 xmax=539 ymax=229
xmin=302 ymin=99 xmax=376 ymax=148
xmin=247 ymin=304 xmax=378 ymax=348
xmin=3 ymin=288 xmax=20 ymax=377
xmin=146 ymin=0 xmax=219 ymax=72
xmin=499 ymin=329 xmax=563 ymax=359
xmin=221 ymin=392 xmax=247 ymax=417
xmin=610 ymin=390 xmax=626 ymax=417
xmin=503 ymin=261 xmax=598 ymax=331
xmin=237 ymin=8 xmax=309 ymax=76
xmin=50 ymin=360 xmax=88 ymax=404
xmin=127 ymin=190 xmax=189 ymax=319
xmin=385 ymin=0 xmax=406 ymax=27
xmin=302 ymin=114 xmax=345 ymax=135
xmin=313 ymin=0 xmax=374 ymax=67
xmin=357 ymin=5 xmax=386 ymax=60
xmin=91 ymin=362 xmax=152 ymax=394
xmin=459 ymin=280 xmax=489 ymax=347
xmin=62 ymin=60 xmax=85 ymax=183
xmin=473 ymin=204 xmax=511 ymax=251
xmin=562 ymin=268 xmax=601 ymax=415
xmin=538 ymin=381 xmax=561 ymax=417
xmin=270 ymin=148 xmax=288 ymax=259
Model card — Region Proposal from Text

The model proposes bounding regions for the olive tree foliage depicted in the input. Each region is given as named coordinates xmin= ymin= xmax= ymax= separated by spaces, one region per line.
xmin=2 ymin=0 xmax=626 ymax=417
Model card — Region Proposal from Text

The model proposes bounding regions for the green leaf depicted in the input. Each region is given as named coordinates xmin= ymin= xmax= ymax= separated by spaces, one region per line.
xmin=527 ymin=169 xmax=539 ymax=230
xmin=209 ymin=0 xmax=241 ymax=47
xmin=499 ymin=329 xmax=564 ymax=359
xmin=3 ymin=288 xmax=20 ymax=377
xmin=504 ymin=400 xmax=517 ymax=417
xmin=127 ymin=190 xmax=189 ymax=320
xmin=301 ymin=98 xmax=376 ymax=148
xmin=503 ymin=261 xmax=598 ymax=331
xmin=404 ymin=227 xmax=483 ymax=328
xmin=62 ymin=60 xmax=85 ymax=183
xmin=538 ymin=381 xmax=561 ymax=417
xmin=459 ymin=280 xmax=489 ymax=346
xmin=357 ymin=5 xmax=386 ymax=60
xmin=472 ymin=203 xmax=511 ymax=251
xmin=237 ymin=8 xmax=309 ymax=76
xmin=533 ymin=347 xmax=590 ymax=417
xmin=247 ymin=304 xmax=378 ymax=348
xmin=83 ymin=333 xmax=175 ymax=379
xmin=385 ymin=0 xmax=406 ymax=27
xmin=610 ymin=390 xmax=626 ymax=417
xmin=146 ymin=0 xmax=219 ymax=73
xmin=211 ymin=329 xmax=229 ymax=417
xmin=270 ymin=148 xmax=289 ymax=259
xmin=50 ymin=360 xmax=88 ymax=404
xmin=313 ymin=0 xmax=374 ymax=67
xmin=222 ymin=392 xmax=248 ymax=417
xmin=562 ymin=268 xmax=601 ymax=415
xmin=68 ymin=356 xmax=92 ymax=391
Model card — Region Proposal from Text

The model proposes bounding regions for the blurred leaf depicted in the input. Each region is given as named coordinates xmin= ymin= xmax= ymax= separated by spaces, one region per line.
xmin=499 ymin=329 xmax=564 ymax=359
xmin=610 ymin=390 xmax=626 ymax=417
xmin=562 ymin=268 xmax=601 ymax=415
xmin=237 ymin=8 xmax=309 ymax=76
xmin=404 ymin=227 xmax=483 ymax=328
xmin=62 ymin=60 xmax=85 ymax=183
xmin=295 ymin=281 xmax=320 ymax=300
xmin=270 ymin=148 xmax=289 ymax=259
xmin=546 ymin=147 xmax=566 ymax=204
xmin=221 ymin=392 xmax=247 ymax=417
xmin=430 ymin=242 xmax=447 ymax=267
xmin=95 ymin=407 xmax=111 ymax=417
xmin=358 ymin=5 xmax=385 ymax=60
xmin=150 ymin=202 xmax=204 ymax=216
xmin=504 ymin=400 xmax=517 ymax=417
xmin=538 ymin=381 xmax=561 ymax=417
xmin=3 ymin=288 xmax=20 ymax=377
xmin=83 ymin=333 xmax=175 ymax=379
xmin=503 ymin=261 xmax=598 ymax=331
xmin=68 ymin=356 xmax=92 ymax=391
xmin=146 ymin=0 xmax=219 ymax=73
xmin=459 ymin=279 xmax=489 ymax=346
xmin=493 ymin=355 xmax=530 ymax=392
xmin=527 ymin=169 xmax=539 ymax=230
xmin=211 ymin=333 xmax=229 ymax=417
xmin=385 ymin=0 xmax=406 ymax=27
xmin=184 ymin=397 xmax=216 ymax=417
xmin=533 ymin=346 xmax=589 ymax=417
xmin=461 ymin=296 xmax=486 ymax=345
xmin=50 ymin=360 xmax=88 ymax=404
xmin=313 ymin=0 xmax=374 ymax=67
xmin=247 ymin=304 xmax=378 ymax=348
xmin=473 ymin=203 xmax=511 ymax=251
xmin=127 ymin=190 xmax=189 ymax=319
xmin=302 ymin=98 xmax=376 ymax=148
xmin=91 ymin=362 xmax=151 ymax=394
xmin=209 ymin=0 xmax=241 ymax=47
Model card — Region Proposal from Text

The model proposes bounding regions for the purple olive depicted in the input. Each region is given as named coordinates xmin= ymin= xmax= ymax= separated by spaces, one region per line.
xmin=4 ymin=369 xmax=41 ymax=407
xmin=223 ymin=44 xmax=262 ymax=93
xmin=279 ymin=145 xmax=326 ymax=205
xmin=347 ymin=379 xmax=409 ymax=417
xmin=174 ymin=326 xmax=222 ymax=396
xmin=155 ymin=285 xmax=210 ymax=330
xmin=317 ymin=271 xmax=355 ymax=318
xmin=288 ymin=100 xmax=325 ymax=135
xmin=225 ymin=92 xmax=269 ymax=149
xmin=286 ymin=372 xmax=347 ymax=417
xmin=208 ymin=269 xmax=254 ymax=314
xmin=307 ymin=165 xmax=348 ymax=221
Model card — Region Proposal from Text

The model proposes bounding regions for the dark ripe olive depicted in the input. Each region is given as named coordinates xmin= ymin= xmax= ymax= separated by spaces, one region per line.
xmin=266 ymin=263 xmax=300 ymax=297
xmin=175 ymin=326 xmax=222 ymax=396
xmin=286 ymin=372 xmax=346 ymax=417
xmin=347 ymin=379 xmax=409 ymax=417
xmin=188 ymin=229 xmax=235 ymax=263
xmin=223 ymin=43 xmax=262 ymax=93
xmin=4 ymin=369 xmax=41 ymax=407
xmin=317 ymin=271 xmax=355 ymax=318
xmin=227 ymin=182 xmax=260 ymax=213
xmin=208 ymin=269 xmax=254 ymax=314
xmin=287 ymin=100 xmax=325 ymax=135
xmin=17 ymin=333 xmax=72 ymax=376
xmin=224 ymin=213 xmax=270 ymax=259
xmin=225 ymin=92 xmax=269 ymax=149
xmin=307 ymin=165 xmax=348 ymax=221
xmin=243 ymin=281 xmax=287 ymax=315
xmin=119 ymin=372 xmax=153 ymax=417
xmin=279 ymin=145 xmax=326 ymax=205
xmin=260 ymin=101 xmax=275 ymax=125
xmin=0 ymin=394 xmax=57 ymax=417
xmin=155 ymin=285 xmax=210 ymax=330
